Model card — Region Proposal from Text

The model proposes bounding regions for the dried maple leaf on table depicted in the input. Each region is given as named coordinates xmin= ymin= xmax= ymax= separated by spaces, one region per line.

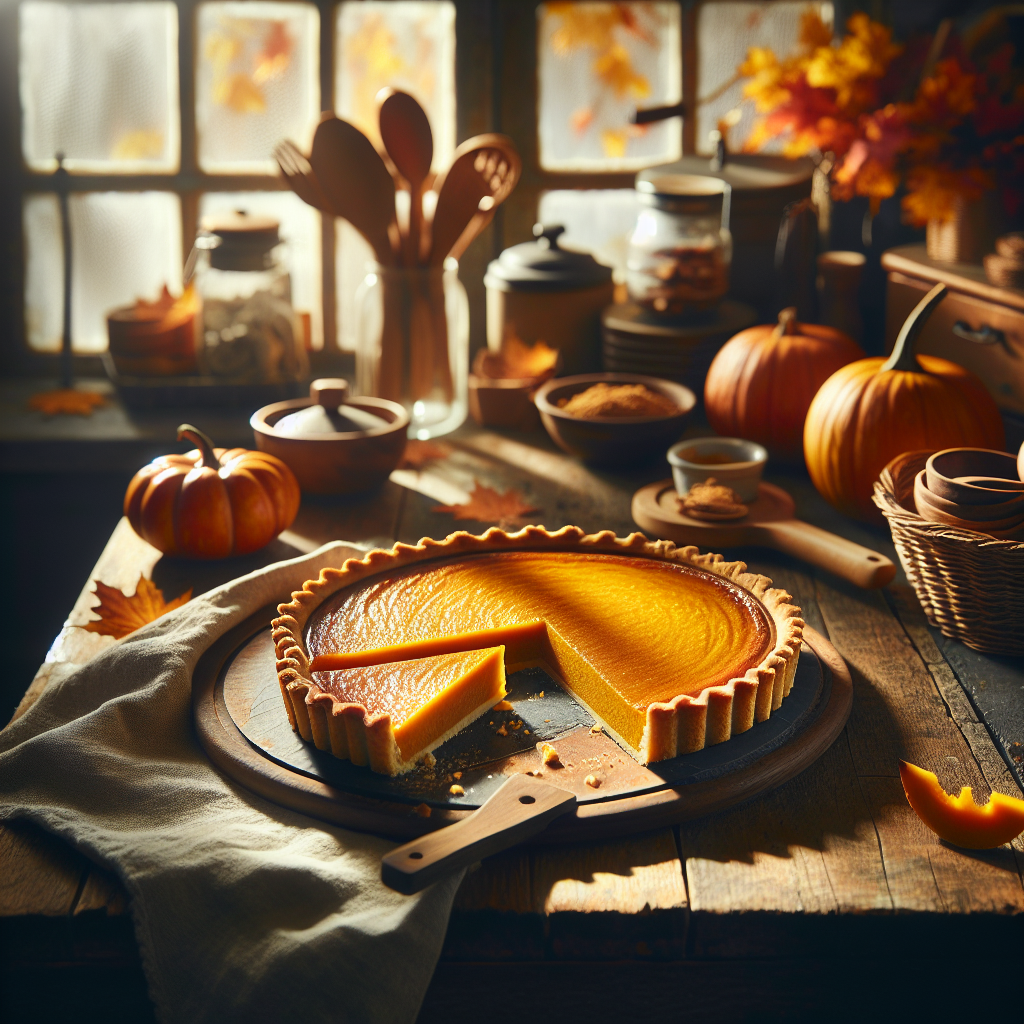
xmin=434 ymin=482 xmax=540 ymax=526
xmin=28 ymin=390 xmax=107 ymax=417
xmin=82 ymin=576 xmax=192 ymax=640
xmin=400 ymin=439 xmax=454 ymax=470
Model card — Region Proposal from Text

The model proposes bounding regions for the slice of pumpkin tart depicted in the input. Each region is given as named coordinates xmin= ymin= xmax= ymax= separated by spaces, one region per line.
xmin=301 ymin=646 xmax=507 ymax=775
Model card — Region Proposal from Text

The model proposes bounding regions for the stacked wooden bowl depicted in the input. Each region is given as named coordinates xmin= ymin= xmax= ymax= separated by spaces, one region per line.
xmin=874 ymin=448 xmax=1024 ymax=655
xmin=913 ymin=449 xmax=1024 ymax=540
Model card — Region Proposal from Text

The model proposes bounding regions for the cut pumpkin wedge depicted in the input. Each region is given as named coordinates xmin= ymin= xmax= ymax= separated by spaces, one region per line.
xmin=899 ymin=760 xmax=1024 ymax=849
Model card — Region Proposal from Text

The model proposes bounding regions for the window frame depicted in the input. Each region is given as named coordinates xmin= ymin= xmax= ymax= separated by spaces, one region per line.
xmin=2 ymin=0 xmax=806 ymax=374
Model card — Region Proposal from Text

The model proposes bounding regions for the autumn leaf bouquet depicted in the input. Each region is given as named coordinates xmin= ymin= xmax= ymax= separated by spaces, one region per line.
xmin=738 ymin=10 xmax=1024 ymax=229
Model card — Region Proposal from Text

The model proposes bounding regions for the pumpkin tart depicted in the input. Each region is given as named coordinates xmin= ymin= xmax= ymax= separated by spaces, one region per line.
xmin=273 ymin=526 xmax=803 ymax=775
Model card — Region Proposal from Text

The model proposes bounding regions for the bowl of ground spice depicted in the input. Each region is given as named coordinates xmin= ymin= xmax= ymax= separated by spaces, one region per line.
xmin=534 ymin=372 xmax=696 ymax=465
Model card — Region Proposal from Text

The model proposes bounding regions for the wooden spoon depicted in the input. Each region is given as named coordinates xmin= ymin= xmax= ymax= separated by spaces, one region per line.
xmin=378 ymin=89 xmax=433 ymax=266
xmin=310 ymin=114 xmax=398 ymax=265
xmin=428 ymin=134 xmax=521 ymax=264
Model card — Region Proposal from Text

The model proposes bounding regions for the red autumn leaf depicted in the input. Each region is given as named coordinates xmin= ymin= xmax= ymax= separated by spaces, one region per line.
xmin=29 ymin=389 xmax=107 ymax=417
xmin=82 ymin=576 xmax=192 ymax=639
xmin=401 ymin=439 xmax=454 ymax=470
xmin=434 ymin=482 xmax=540 ymax=524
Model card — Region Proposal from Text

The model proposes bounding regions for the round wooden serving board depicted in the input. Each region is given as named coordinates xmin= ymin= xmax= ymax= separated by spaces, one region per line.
xmin=193 ymin=606 xmax=853 ymax=843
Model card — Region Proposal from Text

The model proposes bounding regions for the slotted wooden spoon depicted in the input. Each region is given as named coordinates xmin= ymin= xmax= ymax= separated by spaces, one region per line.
xmin=428 ymin=133 xmax=521 ymax=264
xmin=310 ymin=114 xmax=398 ymax=265
xmin=274 ymin=140 xmax=332 ymax=214
xmin=378 ymin=88 xmax=433 ymax=266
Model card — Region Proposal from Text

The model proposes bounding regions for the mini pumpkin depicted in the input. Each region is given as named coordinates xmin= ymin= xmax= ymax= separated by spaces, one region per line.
xmin=705 ymin=307 xmax=864 ymax=461
xmin=803 ymin=284 xmax=1005 ymax=522
xmin=125 ymin=424 xmax=300 ymax=559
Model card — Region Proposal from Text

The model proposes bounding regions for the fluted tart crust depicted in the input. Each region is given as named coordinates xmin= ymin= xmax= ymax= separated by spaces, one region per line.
xmin=272 ymin=526 xmax=804 ymax=775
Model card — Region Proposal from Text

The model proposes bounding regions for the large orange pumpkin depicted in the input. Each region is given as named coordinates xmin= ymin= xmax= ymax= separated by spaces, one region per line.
xmin=704 ymin=308 xmax=864 ymax=461
xmin=125 ymin=424 xmax=300 ymax=559
xmin=804 ymin=284 xmax=1005 ymax=522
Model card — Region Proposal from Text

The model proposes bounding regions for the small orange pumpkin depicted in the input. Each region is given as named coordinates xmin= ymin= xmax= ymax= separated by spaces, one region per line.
xmin=804 ymin=284 xmax=1005 ymax=522
xmin=125 ymin=424 xmax=300 ymax=559
xmin=704 ymin=308 xmax=864 ymax=462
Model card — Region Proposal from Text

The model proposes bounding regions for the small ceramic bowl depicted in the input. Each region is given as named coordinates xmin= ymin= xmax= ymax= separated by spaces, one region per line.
xmin=468 ymin=348 xmax=553 ymax=432
xmin=667 ymin=437 xmax=768 ymax=503
xmin=533 ymin=373 xmax=696 ymax=466
xmin=252 ymin=379 xmax=409 ymax=494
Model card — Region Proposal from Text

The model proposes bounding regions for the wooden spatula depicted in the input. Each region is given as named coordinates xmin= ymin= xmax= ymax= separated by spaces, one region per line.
xmin=428 ymin=133 xmax=521 ymax=265
xmin=310 ymin=114 xmax=398 ymax=265
xmin=381 ymin=774 xmax=577 ymax=894
xmin=632 ymin=479 xmax=896 ymax=589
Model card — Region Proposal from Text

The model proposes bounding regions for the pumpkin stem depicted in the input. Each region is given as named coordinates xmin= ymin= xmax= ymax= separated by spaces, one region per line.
xmin=775 ymin=307 xmax=798 ymax=337
xmin=177 ymin=423 xmax=221 ymax=469
xmin=880 ymin=282 xmax=947 ymax=373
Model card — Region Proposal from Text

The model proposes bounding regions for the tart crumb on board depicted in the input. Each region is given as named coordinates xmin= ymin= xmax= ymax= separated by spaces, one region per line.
xmin=449 ymin=784 xmax=465 ymax=796
xmin=540 ymin=742 xmax=562 ymax=767
xmin=585 ymin=774 xmax=601 ymax=788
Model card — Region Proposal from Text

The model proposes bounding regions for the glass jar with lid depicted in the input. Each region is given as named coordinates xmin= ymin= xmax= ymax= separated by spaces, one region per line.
xmin=192 ymin=210 xmax=308 ymax=383
xmin=626 ymin=175 xmax=732 ymax=318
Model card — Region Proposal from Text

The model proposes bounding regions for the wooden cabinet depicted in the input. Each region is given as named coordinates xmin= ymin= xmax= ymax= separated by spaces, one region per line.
xmin=883 ymin=245 xmax=1024 ymax=416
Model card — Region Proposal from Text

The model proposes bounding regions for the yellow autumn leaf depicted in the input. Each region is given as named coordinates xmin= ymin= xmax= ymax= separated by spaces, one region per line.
xmin=82 ymin=576 xmax=192 ymax=640
xmin=215 ymin=73 xmax=266 ymax=114
xmin=112 ymin=129 xmax=164 ymax=161
xmin=601 ymin=128 xmax=628 ymax=158
xmin=593 ymin=43 xmax=650 ymax=99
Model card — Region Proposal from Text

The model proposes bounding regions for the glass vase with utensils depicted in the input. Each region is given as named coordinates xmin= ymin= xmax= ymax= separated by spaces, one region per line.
xmin=274 ymin=95 xmax=521 ymax=438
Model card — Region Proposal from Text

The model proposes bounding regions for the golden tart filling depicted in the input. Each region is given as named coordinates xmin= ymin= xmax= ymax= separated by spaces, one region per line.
xmin=273 ymin=528 xmax=803 ymax=776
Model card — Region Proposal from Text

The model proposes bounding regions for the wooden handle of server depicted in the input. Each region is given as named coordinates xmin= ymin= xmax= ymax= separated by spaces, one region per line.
xmin=760 ymin=519 xmax=897 ymax=589
xmin=381 ymin=775 xmax=577 ymax=895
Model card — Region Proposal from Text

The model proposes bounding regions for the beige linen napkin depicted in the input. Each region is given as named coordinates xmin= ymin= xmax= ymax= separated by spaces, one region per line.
xmin=0 ymin=542 xmax=463 ymax=1024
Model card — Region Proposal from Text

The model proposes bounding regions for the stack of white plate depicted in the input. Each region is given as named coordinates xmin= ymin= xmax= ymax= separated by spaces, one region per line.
xmin=601 ymin=300 xmax=757 ymax=394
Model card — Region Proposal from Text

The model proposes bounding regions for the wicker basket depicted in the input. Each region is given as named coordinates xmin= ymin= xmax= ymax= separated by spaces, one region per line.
xmin=873 ymin=450 xmax=1024 ymax=655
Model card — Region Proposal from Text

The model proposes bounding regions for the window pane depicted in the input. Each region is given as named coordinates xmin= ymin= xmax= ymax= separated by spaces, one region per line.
xmin=538 ymin=189 xmax=638 ymax=276
xmin=336 ymin=221 xmax=375 ymax=353
xmin=335 ymin=1 xmax=456 ymax=172
xmin=696 ymin=2 xmax=833 ymax=155
xmin=24 ymin=192 xmax=182 ymax=353
xmin=20 ymin=2 xmax=180 ymax=173
xmin=199 ymin=191 xmax=323 ymax=349
xmin=196 ymin=1 xmax=320 ymax=174
xmin=538 ymin=2 xmax=681 ymax=172
xmin=334 ymin=1 xmax=456 ymax=352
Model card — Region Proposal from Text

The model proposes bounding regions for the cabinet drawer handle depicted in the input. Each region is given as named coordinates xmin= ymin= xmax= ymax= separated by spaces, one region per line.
xmin=952 ymin=320 xmax=1015 ymax=356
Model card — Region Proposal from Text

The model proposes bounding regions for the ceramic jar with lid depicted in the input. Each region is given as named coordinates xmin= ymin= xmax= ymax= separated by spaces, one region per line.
xmin=193 ymin=210 xmax=308 ymax=383
xmin=627 ymin=175 xmax=732 ymax=318
xmin=484 ymin=224 xmax=614 ymax=376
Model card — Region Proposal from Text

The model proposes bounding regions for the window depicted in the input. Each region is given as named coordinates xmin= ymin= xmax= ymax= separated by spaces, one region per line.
xmin=5 ymin=1 xmax=830 ymax=368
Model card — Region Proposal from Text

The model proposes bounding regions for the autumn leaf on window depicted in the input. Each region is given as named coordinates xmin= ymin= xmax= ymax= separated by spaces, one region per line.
xmin=215 ymin=73 xmax=266 ymax=114
xmin=401 ymin=439 xmax=454 ymax=470
xmin=253 ymin=21 xmax=292 ymax=84
xmin=544 ymin=1 xmax=659 ymax=159
xmin=28 ymin=390 xmax=107 ymax=417
xmin=593 ymin=44 xmax=650 ymax=100
xmin=82 ymin=576 xmax=192 ymax=640
xmin=434 ymin=483 xmax=540 ymax=525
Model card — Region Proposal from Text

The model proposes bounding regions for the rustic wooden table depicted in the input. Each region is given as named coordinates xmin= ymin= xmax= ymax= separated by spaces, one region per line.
xmin=3 ymin=424 xmax=1022 ymax=1024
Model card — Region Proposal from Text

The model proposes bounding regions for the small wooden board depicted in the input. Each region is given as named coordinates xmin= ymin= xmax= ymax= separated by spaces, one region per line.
xmin=193 ymin=607 xmax=853 ymax=843
xmin=633 ymin=479 xmax=896 ymax=589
